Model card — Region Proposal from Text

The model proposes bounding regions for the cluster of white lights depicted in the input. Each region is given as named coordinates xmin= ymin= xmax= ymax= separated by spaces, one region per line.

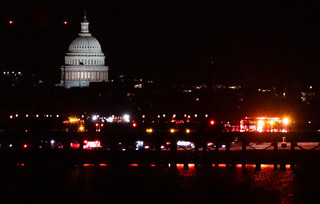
xmin=2 ymin=71 xmax=22 ymax=76
xmin=91 ymin=114 xmax=131 ymax=123
xmin=177 ymin=141 xmax=195 ymax=148
xmin=106 ymin=116 xmax=114 ymax=122
xmin=123 ymin=114 xmax=130 ymax=123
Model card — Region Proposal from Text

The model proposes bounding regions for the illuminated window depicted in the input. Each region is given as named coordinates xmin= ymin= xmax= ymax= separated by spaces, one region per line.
xmin=81 ymin=72 xmax=83 ymax=79
xmin=88 ymin=72 xmax=90 ymax=79
xmin=85 ymin=72 xmax=87 ymax=79
xmin=78 ymin=72 xmax=80 ymax=79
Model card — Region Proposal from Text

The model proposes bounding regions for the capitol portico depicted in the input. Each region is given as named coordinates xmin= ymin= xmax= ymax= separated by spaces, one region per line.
xmin=60 ymin=13 xmax=109 ymax=88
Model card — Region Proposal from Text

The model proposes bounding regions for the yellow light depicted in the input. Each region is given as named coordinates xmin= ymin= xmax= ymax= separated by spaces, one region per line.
xmin=146 ymin=128 xmax=153 ymax=133
xmin=170 ymin=129 xmax=175 ymax=133
xmin=69 ymin=117 xmax=80 ymax=123
xmin=186 ymin=129 xmax=190 ymax=133
xmin=269 ymin=120 xmax=275 ymax=125
xmin=78 ymin=126 xmax=85 ymax=132
xmin=283 ymin=118 xmax=289 ymax=125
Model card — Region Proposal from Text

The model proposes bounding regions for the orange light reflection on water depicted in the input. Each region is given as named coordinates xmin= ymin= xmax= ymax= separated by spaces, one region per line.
xmin=83 ymin=164 xmax=95 ymax=167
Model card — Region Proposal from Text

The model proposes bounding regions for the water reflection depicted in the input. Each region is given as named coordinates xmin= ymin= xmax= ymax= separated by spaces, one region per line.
xmin=176 ymin=163 xmax=197 ymax=177
xmin=0 ymin=163 xmax=314 ymax=203
xmin=236 ymin=165 xmax=295 ymax=203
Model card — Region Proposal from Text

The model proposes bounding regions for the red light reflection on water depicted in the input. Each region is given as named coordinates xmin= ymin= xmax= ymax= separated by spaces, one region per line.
xmin=176 ymin=163 xmax=196 ymax=177
xmin=129 ymin=164 xmax=139 ymax=167
xmin=236 ymin=164 xmax=242 ymax=168
xmin=233 ymin=164 xmax=295 ymax=204
xmin=99 ymin=163 xmax=108 ymax=167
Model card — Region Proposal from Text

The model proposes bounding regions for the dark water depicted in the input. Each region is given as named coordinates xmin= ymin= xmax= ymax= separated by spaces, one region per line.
xmin=0 ymin=164 xmax=319 ymax=204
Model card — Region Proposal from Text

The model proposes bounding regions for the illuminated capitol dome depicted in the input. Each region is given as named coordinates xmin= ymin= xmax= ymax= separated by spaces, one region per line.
xmin=60 ymin=12 xmax=109 ymax=88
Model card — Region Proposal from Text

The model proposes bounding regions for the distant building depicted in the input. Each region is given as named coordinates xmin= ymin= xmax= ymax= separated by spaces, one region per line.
xmin=60 ymin=12 xmax=109 ymax=88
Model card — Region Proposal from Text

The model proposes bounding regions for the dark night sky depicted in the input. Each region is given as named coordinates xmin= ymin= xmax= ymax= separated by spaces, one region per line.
xmin=1 ymin=0 xmax=320 ymax=84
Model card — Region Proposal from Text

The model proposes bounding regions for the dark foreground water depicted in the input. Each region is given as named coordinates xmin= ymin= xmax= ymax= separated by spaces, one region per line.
xmin=1 ymin=164 xmax=320 ymax=204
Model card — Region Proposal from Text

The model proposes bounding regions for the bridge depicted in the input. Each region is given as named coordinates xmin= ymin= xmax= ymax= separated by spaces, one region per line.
xmin=1 ymin=131 xmax=320 ymax=170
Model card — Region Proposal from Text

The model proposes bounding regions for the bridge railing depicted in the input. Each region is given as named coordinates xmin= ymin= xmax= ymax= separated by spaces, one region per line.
xmin=1 ymin=131 xmax=320 ymax=168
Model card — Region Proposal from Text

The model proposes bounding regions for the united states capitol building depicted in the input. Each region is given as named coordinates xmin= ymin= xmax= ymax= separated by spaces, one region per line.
xmin=59 ymin=13 xmax=109 ymax=88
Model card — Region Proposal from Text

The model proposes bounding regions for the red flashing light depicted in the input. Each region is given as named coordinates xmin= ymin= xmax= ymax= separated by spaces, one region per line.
xmin=83 ymin=140 xmax=88 ymax=144
xmin=132 ymin=122 xmax=137 ymax=127
xmin=9 ymin=20 xmax=13 ymax=24
xmin=100 ymin=123 xmax=104 ymax=127
xmin=70 ymin=143 xmax=80 ymax=149
xmin=63 ymin=21 xmax=68 ymax=25
xmin=95 ymin=123 xmax=99 ymax=127
xmin=210 ymin=120 xmax=215 ymax=126
xmin=23 ymin=144 xmax=28 ymax=148
xmin=9 ymin=115 xmax=13 ymax=119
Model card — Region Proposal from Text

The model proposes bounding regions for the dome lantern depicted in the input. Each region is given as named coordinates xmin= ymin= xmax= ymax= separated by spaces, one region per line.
xmin=79 ymin=10 xmax=90 ymax=36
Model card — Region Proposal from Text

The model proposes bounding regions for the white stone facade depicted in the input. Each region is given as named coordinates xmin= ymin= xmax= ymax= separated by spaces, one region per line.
xmin=60 ymin=14 xmax=108 ymax=88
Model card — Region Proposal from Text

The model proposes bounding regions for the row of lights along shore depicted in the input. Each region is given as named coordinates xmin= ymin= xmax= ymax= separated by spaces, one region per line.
xmin=9 ymin=113 xmax=210 ymax=119
xmin=7 ymin=20 xmax=68 ymax=25
xmin=9 ymin=114 xmax=61 ymax=119
xmin=142 ymin=114 xmax=209 ymax=118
